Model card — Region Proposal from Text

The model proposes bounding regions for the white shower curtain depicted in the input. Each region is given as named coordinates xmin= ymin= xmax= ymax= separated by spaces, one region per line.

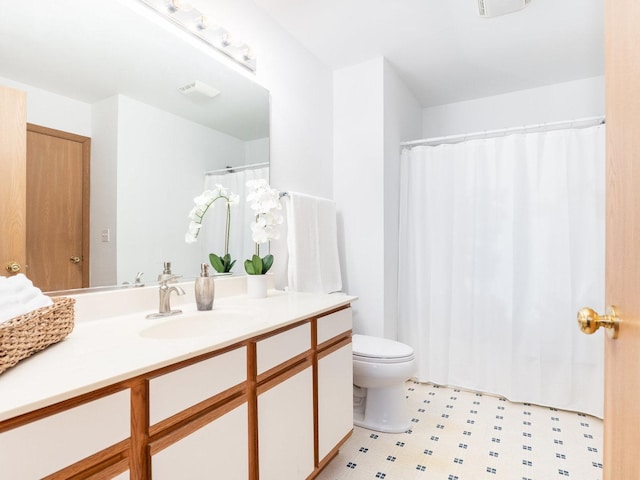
xmin=201 ymin=166 xmax=269 ymax=273
xmin=398 ymin=125 xmax=605 ymax=418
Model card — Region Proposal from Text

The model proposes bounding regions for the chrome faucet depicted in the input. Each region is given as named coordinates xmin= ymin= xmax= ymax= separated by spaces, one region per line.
xmin=123 ymin=272 xmax=144 ymax=287
xmin=133 ymin=271 xmax=144 ymax=287
xmin=146 ymin=268 xmax=185 ymax=319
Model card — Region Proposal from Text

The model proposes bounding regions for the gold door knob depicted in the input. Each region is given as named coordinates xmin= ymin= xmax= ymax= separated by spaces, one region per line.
xmin=577 ymin=306 xmax=620 ymax=339
xmin=5 ymin=262 xmax=21 ymax=273
xmin=70 ymin=256 xmax=81 ymax=264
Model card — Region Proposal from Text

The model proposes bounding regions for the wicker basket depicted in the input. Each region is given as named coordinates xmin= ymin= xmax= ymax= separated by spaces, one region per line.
xmin=0 ymin=296 xmax=76 ymax=374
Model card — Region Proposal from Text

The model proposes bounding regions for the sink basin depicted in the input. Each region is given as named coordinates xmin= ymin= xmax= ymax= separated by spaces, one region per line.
xmin=140 ymin=308 xmax=267 ymax=339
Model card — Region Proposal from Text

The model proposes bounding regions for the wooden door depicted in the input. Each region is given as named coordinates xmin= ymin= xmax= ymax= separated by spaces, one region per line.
xmin=26 ymin=125 xmax=90 ymax=291
xmin=0 ymin=86 xmax=26 ymax=277
xmin=603 ymin=0 xmax=640 ymax=478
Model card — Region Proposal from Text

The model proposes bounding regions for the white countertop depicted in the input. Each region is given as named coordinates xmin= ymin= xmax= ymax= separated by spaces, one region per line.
xmin=0 ymin=288 xmax=355 ymax=422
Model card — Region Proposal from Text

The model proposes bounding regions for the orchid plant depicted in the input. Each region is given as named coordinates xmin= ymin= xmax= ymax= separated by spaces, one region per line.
xmin=185 ymin=184 xmax=239 ymax=273
xmin=244 ymin=179 xmax=283 ymax=275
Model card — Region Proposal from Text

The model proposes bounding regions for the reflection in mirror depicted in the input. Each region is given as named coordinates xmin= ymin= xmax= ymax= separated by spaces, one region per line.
xmin=0 ymin=0 xmax=270 ymax=291
xmin=200 ymin=162 xmax=270 ymax=275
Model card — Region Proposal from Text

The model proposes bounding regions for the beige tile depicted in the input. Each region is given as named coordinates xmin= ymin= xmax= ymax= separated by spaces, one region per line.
xmin=316 ymin=381 xmax=603 ymax=480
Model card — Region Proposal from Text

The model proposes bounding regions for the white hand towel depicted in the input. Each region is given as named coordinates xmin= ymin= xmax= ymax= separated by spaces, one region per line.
xmin=285 ymin=192 xmax=342 ymax=294
xmin=316 ymin=197 xmax=343 ymax=294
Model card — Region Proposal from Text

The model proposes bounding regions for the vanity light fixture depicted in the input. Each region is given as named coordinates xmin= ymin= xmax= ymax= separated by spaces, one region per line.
xmin=138 ymin=0 xmax=257 ymax=71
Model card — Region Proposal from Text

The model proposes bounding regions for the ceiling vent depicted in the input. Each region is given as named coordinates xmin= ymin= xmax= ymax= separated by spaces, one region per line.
xmin=478 ymin=0 xmax=532 ymax=18
xmin=178 ymin=80 xmax=220 ymax=99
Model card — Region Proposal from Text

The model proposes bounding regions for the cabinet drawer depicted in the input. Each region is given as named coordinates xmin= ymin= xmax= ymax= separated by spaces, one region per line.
xmin=257 ymin=323 xmax=311 ymax=375
xmin=0 ymin=389 xmax=130 ymax=479
xmin=149 ymin=346 xmax=246 ymax=425
xmin=317 ymin=307 xmax=352 ymax=345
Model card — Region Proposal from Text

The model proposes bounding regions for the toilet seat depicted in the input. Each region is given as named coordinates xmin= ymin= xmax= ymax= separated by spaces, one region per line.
xmin=352 ymin=334 xmax=415 ymax=364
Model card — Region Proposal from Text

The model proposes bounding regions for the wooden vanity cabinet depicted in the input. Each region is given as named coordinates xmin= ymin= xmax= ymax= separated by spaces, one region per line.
xmin=253 ymin=307 xmax=354 ymax=479
xmin=255 ymin=322 xmax=315 ymax=479
xmin=146 ymin=346 xmax=248 ymax=479
xmin=0 ymin=304 xmax=353 ymax=480
xmin=0 ymin=387 xmax=131 ymax=479
xmin=316 ymin=308 xmax=354 ymax=466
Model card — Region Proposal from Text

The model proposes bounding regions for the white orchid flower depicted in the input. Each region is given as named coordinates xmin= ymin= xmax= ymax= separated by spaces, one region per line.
xmin=185 ymin=220 xmax=202 ymax=243
xmin=246 ymin=180 xmax=282 ymax=248
xmin=185 ymin=184 xmax=238 ymax=244
xmin=228 ymin=193 xmax=240 ymax=206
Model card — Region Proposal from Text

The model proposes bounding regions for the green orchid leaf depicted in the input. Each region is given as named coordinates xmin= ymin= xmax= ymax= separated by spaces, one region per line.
xmin=244 ymin=259 xmax=255 ymax=275
xmin=211 ymin=252 xmax=236 ymax=273
xmin=252 ymin=254 xmax=263 ymax=275
xmin=262 ymin=254 xmax=274 ymax=274
xmin=222 ymin=253 xmax=235 ymax=272
xmin=209 ymin=253 xmax=225 ymax=273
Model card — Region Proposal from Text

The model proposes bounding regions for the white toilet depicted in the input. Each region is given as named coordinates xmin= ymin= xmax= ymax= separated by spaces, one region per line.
xmin=352 ymin=334 xmax=417 ymax=433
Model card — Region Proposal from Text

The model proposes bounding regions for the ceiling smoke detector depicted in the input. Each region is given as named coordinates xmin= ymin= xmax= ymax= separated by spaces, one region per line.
xmin=478 ymin=0 xmax=532 ymax=18
xmin=178 ymin=80 xmax=220 ymax=99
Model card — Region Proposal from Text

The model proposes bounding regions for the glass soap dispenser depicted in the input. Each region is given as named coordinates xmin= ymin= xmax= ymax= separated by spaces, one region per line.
xmin=195 ymin=263 xmax=214 ymax=311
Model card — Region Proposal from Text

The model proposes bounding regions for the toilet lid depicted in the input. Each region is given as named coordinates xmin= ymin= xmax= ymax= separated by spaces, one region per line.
xmin=352 ymin=334 xmax=414 ymax=361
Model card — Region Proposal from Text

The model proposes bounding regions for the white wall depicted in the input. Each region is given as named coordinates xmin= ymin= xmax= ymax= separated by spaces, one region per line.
xmin=245 ymin=138 xmax=270 ymax=167
xmin=422 ymin=76 xmax=605 ymax=138
xmin=333 ymin=58 xmax=422 ymax=338
xmin=382 ymin=62 xmax=423 ymax=339
xmin=334 ymin=58 xmax=385 ymax=336
xmin=90 ymin=96 xmax=120 ymax=286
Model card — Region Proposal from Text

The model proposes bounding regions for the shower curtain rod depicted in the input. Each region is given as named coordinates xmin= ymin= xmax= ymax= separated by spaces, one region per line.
xmin=205 ymin=161 xmax=269 ymax=175
xmin=401 ymin=115 xmax=605 ymax=148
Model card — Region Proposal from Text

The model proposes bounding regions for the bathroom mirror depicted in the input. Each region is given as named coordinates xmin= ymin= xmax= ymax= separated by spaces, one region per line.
xmin=0 ymin=0 xmax=270 ymax=290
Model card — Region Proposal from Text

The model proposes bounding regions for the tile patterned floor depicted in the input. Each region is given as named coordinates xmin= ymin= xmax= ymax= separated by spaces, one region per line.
xmin=317 ymin=381 xmax=603 ymax=480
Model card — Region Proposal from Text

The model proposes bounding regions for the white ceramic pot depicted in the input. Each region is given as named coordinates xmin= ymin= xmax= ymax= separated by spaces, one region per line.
xmin=246 ymin=274 xmax=267 ymax=299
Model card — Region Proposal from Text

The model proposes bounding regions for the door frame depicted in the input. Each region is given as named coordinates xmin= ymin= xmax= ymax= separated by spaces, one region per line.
xmin=27 ymin=123 xmax=91 ymax=288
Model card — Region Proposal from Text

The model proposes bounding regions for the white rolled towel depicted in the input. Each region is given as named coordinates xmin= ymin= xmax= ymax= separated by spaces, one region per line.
xmin=6 ymin=273 xmax=33 ymax=292
xmin=23 ymin=295 xmax=53 ymax=313
xmin=0 ymin=274 xmax=53 ymax=323
xmin=0 ymin=296 xmax=20 ymax=310
xmin=0 ymin=277 xmax=20 ymax=305
xmin=17 ymin=286 xmax=44 ymax=304
xmin=0 ymin=306 xmax=26 ymax=323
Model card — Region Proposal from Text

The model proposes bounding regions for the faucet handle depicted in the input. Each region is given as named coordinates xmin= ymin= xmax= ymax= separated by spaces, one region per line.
xmin=159 ymin=274 xmax=182 ymax=286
